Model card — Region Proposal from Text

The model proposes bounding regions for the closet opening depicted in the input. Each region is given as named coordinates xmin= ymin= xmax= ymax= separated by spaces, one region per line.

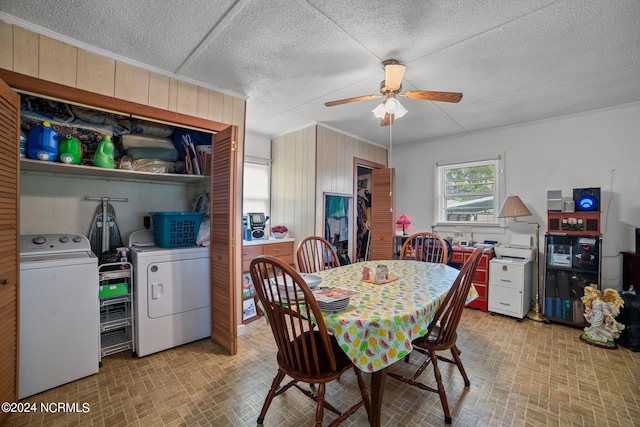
xmin=353 ymin=157 xmax=386 ymax=262
xmin=323 ymin=192 xmax=353 ymax=266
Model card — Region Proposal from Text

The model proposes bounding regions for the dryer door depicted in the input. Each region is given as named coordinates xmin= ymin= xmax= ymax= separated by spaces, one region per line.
xmin=147 ymin=258 xmax=210 ymax=318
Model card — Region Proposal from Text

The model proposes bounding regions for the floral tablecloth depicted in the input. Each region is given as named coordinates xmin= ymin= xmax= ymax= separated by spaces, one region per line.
xmin=314 ymin=260 xmax=477 ymax=373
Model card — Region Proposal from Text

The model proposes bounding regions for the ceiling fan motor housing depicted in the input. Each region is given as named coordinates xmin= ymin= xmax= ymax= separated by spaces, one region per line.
xmin=380 ymin=80 xmax=401 ymax=97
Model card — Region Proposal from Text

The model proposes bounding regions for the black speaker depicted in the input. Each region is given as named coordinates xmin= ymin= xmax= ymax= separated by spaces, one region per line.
xmin=573 ymin=187 xmax=601 ymax=212
xmin=636 ymin=228 xmax=640 ymax=254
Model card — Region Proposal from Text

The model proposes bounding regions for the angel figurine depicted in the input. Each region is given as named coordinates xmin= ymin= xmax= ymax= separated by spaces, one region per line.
xmin=580 ymin=286 xmax=625 ymax=348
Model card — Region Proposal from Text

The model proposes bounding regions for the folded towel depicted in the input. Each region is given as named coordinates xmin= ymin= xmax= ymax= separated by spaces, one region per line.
xmin=120 ymin=134 xmax=175 ymax=150
xmin=126 ymin=147 xmax=178 ymax=161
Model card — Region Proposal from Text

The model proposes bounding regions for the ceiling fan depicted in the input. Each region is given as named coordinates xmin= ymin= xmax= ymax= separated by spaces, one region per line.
xmin=325 ymin=59 xmax=463 ymax=126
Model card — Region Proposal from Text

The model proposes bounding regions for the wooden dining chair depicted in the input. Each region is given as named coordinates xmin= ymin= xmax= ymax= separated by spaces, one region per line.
xmin=389 ymin=246 xmax=484 ymax=424
xmin=399 ymin=232 xmax=450 ymax=264
xmin=297 ymin=235 xmax=340 ymax=273
xmin=250 ymin=255 xmax=371 ymax=426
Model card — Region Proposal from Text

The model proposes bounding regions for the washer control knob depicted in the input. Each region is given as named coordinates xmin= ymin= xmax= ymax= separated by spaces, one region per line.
xmin=59 ymin=236 xmax=69 ymax=243
xmin=72 ymin=236 xmax=82 ymax=243
xmin=32 ymin=235 xmax=46 ymax=245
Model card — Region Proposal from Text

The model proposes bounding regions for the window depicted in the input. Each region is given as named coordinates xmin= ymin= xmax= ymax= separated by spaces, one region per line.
xmin=243 ymin=158 xmax=270 ymax=216
xmin=435 ymin=154 xmax=503 ymax=225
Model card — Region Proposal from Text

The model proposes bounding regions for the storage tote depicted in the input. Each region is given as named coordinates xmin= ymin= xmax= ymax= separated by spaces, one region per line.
xmin=150 ymin=212 xmax=204 ymax=248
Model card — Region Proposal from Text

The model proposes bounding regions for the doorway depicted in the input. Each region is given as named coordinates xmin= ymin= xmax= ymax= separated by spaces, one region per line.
xmin=353 ymin=158 xmax=386 ymax=262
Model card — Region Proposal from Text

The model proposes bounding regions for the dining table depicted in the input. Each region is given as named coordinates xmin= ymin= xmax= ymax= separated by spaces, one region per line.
xmin=313 ymin=259 xmax=477 ymax=427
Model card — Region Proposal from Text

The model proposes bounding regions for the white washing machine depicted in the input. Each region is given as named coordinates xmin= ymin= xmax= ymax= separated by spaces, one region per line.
xmin=19 ymin=234 xmax=99 ymax=399
xmin=129 ymin=230 xmax=211 ymax=357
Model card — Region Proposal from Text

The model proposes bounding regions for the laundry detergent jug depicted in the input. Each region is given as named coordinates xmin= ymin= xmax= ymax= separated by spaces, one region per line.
xmin=27 ymin=121 xmax=59 ymax=162
xmin=94 ymin=135 xmax=115 ymax=168
xmin=58 ymin=135 xmax=83 ymax=164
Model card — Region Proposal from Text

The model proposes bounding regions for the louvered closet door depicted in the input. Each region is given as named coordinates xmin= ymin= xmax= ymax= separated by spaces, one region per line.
xmin=0 ymin=77 xmax=20 ymax=422
xmin=368 ymin=168 xmax=395 ymax=261
xmin=210 ymin=126 xmax=239 ymax=355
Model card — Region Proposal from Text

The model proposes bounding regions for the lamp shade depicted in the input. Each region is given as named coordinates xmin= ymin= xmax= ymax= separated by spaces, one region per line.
xmin=396 ymin=215 xmax=411 ymax=225
xmin=497 ymin=195 xmax=532 ymax=218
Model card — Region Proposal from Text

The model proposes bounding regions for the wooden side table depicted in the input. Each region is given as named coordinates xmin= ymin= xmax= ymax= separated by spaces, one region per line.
xmin=242 ymin=238 xmax=295 ymax=323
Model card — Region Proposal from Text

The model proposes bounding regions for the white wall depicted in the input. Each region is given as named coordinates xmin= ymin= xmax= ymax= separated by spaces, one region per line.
xmin=20 ymin=173 xmax=196 ymax=245
xmin=394 ymin=102 xmax=640 ymax=290
xmin=244 ymin=131 xmax=271 ymax=159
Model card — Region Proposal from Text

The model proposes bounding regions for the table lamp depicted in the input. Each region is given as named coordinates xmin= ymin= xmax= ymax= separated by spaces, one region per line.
xmin=396 ymin=215 xmax=411 ymax=235
xmin=497 ymin=195 xmax=546 ymax=323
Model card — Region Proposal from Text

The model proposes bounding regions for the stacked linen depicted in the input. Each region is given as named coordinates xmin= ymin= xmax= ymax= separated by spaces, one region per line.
xmin=118 ymin=121 xmax=178 ymax=172
xmin=120 ymin=134 xmax=178 ymax=161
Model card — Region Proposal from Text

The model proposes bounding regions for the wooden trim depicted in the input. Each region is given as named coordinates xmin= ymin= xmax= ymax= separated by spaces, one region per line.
xmin=0 ymin=69 xmax=229 ymax=133
xmin=353 ymin=157 xmax=386 ymax=171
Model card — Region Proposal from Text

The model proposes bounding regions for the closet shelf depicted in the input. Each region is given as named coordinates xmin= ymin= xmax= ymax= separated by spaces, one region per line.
xmin=20 ymin=158 xmax=209 ymax=185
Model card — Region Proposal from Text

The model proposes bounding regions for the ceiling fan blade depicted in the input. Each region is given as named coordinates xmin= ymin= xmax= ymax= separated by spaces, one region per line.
xmin=325 ymin=94 xmax=381 ymax=107
xmin=385 ymin=64 xmax=406 ymax=91
xmin=380 ymin=113 xmax=394 ymax=126
xmin=403 ymin=91 xmax=463 ymax=103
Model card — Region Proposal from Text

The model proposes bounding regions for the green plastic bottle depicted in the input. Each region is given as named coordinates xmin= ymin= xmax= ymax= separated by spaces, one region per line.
xmin=58 ymin=134 xmax=82 ymax=164
xmin=94 ymin=135 xmax=115 ymax=168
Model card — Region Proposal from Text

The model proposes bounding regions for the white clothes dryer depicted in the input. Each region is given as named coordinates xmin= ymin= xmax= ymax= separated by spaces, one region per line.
xmin=129 ymin=230 xmax=211 ymax=357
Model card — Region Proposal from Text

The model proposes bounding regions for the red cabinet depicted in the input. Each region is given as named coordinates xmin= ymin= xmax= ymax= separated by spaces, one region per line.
xmin=450 ymin=246 xmax=495 ymax=312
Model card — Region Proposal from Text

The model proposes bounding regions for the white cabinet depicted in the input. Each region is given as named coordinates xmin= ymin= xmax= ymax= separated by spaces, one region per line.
xmin=488 ymin=259 xmax=533 ymax=320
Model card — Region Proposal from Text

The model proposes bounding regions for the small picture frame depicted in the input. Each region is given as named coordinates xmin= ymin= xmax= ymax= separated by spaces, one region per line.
xmin=242 ymin=273 xmax=255 ymax=298
xmin=243 ymin=297 xmax=259 ymax=322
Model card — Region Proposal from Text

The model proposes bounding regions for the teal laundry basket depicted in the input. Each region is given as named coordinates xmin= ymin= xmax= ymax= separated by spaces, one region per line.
xmin=150 ymin=212 xmax=204 ymax=248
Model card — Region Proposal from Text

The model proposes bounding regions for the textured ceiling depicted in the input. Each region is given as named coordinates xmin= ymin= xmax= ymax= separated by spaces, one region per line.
xmin=1 ymin=0 xmax=639 ymax=147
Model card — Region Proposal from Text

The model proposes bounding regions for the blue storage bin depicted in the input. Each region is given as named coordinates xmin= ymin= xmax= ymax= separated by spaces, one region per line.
xmin=150 ymin=212 xmax=204 ymax=248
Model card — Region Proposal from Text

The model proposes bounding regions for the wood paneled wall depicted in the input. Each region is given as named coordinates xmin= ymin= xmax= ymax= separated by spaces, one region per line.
xmin=316 ymin=126 xmax=386 ymax=234
xmin=271 ymin=126 xmax=317 ymax=248
xmin=0 ymin=21 xmax=245 ymax=131
xmin=271 ymin=125 xmax=387 ymax=255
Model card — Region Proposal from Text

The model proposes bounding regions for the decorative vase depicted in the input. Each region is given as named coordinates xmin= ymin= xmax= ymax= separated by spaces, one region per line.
xmin=273 ymin=232 xmax=287 ymax=239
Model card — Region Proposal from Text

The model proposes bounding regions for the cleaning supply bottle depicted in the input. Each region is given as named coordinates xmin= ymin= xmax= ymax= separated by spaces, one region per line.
xmin=19 ymin=130 xmax=27 ymax=158
xmin=58 ymin=134 xmax=83 ymax=164
xmin=94 ymin=135 xmax=115 ymax=168
xmin=27 ymin=121 xmax=59 ymax=162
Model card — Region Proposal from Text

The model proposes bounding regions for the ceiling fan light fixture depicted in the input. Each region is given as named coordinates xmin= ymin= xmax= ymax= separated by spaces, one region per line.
xmin=373 ymin=97 xmax=408 ymax=120
xmin=372 ymin=102 xmax=387 ymax=119
xmin=385 ymin=97 xmax=408 ymax=118
xmin=385 ymin=63 xmax=406 ymax=90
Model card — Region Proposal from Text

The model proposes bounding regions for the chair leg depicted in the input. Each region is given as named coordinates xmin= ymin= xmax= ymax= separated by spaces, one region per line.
xmin=257 ymin=370 xmax=286 ymax=425
xmin=450 ymin=346 xmax=470 ymax=386
xmin=315 ymin=383 xmax=326 ymax=427
xmin=431 ymin=351 xmax=452 ymax=425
